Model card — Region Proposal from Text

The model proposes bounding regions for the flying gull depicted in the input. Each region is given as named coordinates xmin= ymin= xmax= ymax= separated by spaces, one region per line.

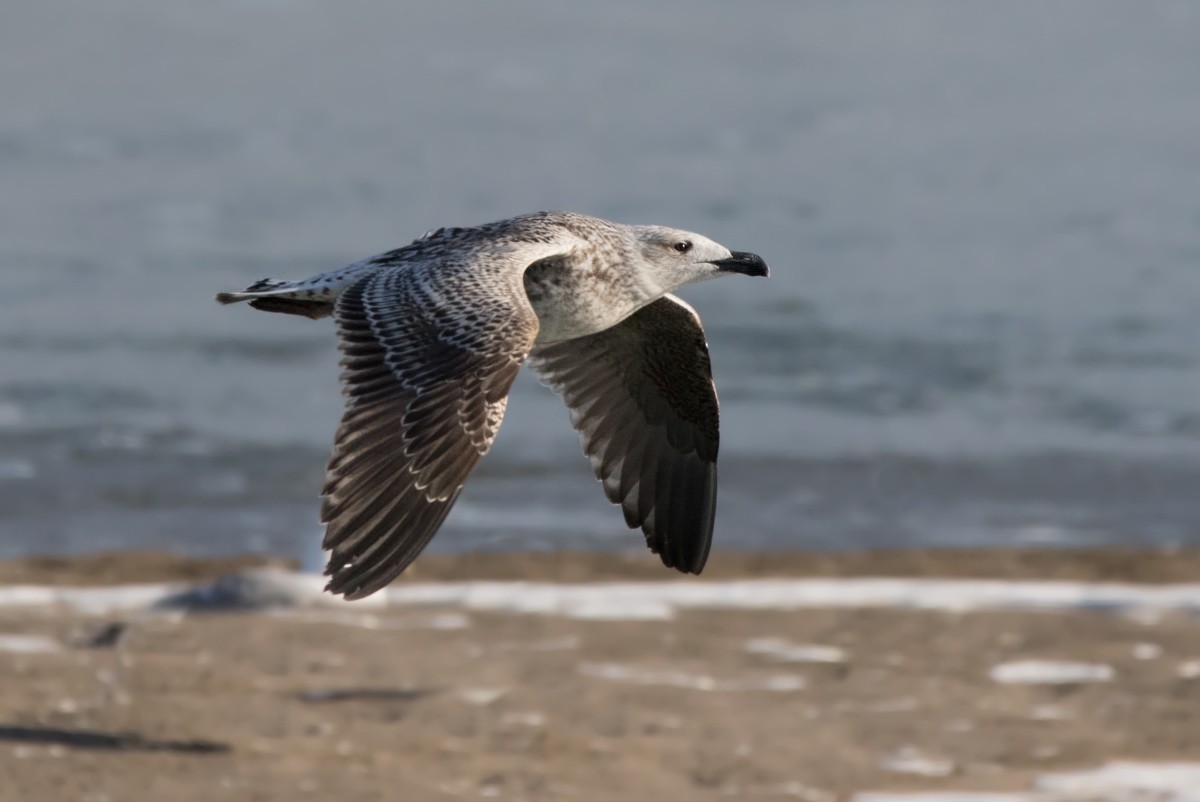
xmin=216 ymin=211 xmax=768 ymax=599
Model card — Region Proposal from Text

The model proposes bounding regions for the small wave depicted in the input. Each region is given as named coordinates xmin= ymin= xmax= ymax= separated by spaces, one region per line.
xmin=713 ymin=320 xmax=1002 ymax=415
xmin=0 ymin=460 xmax=35 ymax=480
xmin=0 ymin=403 xmax=22 ymax=428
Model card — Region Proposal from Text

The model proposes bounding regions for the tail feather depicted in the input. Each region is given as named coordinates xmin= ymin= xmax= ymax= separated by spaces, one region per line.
xmin=215 ymin=278 xmax=335 ymax=319
xmin=248 ymin=296 xmax=333 ymax=319
xmin=217 ymin=257 xmax=379 ymax=318
xmin=215 ymin=278 xmax=296 ymax=305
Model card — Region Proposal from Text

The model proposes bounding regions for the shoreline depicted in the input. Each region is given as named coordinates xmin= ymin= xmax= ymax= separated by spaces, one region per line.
xmin=2 ymin=545 xmax=1199 ymax=587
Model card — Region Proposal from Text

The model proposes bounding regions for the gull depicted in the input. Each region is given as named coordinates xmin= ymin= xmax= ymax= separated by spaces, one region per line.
xmin=217 ymin=211 xmax=768 ymax=599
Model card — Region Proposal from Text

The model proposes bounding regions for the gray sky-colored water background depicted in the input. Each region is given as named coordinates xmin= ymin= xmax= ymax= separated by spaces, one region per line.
xmin=2 ymin=1 xmax=1199 ymax=562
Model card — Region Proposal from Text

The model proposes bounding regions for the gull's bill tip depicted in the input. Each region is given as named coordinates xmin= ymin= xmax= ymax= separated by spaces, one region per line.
xmin=711 ymin=251 xmax=769 ymax=278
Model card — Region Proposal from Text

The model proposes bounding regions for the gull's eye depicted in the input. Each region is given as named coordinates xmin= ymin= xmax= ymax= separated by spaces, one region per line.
xmin=673 ymin=240 xmax=693 ymax=254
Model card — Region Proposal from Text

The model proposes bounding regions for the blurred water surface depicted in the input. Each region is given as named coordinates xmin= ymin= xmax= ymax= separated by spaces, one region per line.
xmin=2 ymin=1 xmax=1199 ymax=559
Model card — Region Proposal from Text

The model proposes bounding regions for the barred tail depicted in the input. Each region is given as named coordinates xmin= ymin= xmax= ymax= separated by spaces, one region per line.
xmin=215 ymin=278 xmax=335 ymax=319
xmin=217 ymin=257 xmax=382 ymax=319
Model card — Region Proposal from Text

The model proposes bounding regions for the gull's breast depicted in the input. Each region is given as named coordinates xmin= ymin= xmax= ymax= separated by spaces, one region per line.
xmin=523 ymin=257 xmax=654 ymax=343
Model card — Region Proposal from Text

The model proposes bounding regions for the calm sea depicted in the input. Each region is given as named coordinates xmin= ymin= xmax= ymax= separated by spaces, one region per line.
xmin=2 ymin=1 xmax=1199 ymax=560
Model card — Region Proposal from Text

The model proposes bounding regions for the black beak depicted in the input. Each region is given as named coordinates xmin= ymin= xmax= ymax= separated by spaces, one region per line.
xmin=711 ymin=251 xmax=769 ymax=278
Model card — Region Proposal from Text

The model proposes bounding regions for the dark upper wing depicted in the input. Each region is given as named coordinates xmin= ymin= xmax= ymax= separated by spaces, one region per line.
xmin=320 ymin=263 xmax=539 ymax=600
xmin=527 ymin=294 xmax=719 ymax=573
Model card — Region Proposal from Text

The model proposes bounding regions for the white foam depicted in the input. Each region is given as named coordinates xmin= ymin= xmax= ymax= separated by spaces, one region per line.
xmin=989 ymin=659 xmax=1115 ymax=685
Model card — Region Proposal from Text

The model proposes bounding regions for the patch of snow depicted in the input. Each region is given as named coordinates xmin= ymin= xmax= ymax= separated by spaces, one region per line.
xmin=745 ymin=637 xmax=847 ymax=663
xmin=579 ymin=662 xmax=805 ymax=692
xmin=457 ymin=687 xmax=507 ymax=706
xmin=559 ymin=600 xmax=674 ymax=621
xmin=990 ymin=660 xmax=1114 ymax=685
xmin=1132 ymin=642 xmax=1162 ymax=660
xmin=384 ymin=578 xmax=1200 ymax=619
xmin=879 ymin=747 xmax=955 ymax=777
xmin=1029 ymin=705 xmax=1072 ymax=721
xmin=0 ymin=583 xmax=179 ymax=615
xmin=759 ymin=675 xmax=809 ymax=691
xmin=156 ymin=570 xmax=384 ymax=610
xmin=854 ymin=761 xmax=1200 ymax=802
xmin=5 ymin=575 xmax=1200 ymax=620
xmin=1035 ymin=761 xmax=1200 ymax=802
xmin=0 ymin=634 xmax=61 ymax=653
xmin=426 ymin=612 xmax=470 ymax=630
xmin=501 ymin=711 xmax=545 ymax=727
xmin=1177 ymin=660 xmax=1200 ymax=679
xmin=266 ymin=609 xmax=468 ymax=630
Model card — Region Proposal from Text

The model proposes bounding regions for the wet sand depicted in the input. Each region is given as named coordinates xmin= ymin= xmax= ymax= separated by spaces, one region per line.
xmin=7 ymin=546 xmax=1200 ymax=586
xmin=1 ymin=548 xmax=1199 ymax=801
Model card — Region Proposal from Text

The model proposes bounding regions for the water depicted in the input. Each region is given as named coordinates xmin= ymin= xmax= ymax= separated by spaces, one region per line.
xmin=2 ymin=1 xmax=1199 ymax=560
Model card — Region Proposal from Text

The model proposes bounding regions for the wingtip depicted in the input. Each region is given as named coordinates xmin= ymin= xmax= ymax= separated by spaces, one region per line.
xmin=323 ymin=563 xmax=385 ymax=602
xmin=214 ymin=291 xmax=242 ymax=305
xmin=657 ymin=547 xmax=709 ymax=576
xmin=323 ymin=574 xmax=360 ymax=601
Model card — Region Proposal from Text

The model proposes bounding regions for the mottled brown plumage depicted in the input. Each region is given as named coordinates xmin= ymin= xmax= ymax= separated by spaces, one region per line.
xmin=216 ymin=211 xmax=767 ymax=599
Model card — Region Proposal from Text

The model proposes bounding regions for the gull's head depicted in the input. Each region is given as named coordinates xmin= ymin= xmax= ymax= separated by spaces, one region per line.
xmin=630 ymin=225 xmax=769 ymax=293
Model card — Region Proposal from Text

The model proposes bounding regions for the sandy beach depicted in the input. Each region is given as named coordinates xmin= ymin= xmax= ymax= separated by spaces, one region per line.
xmin=1 ymin=548 xmax=1199 ymax=801
xmin=5 ymin=3 xmax=1200 ymax=800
